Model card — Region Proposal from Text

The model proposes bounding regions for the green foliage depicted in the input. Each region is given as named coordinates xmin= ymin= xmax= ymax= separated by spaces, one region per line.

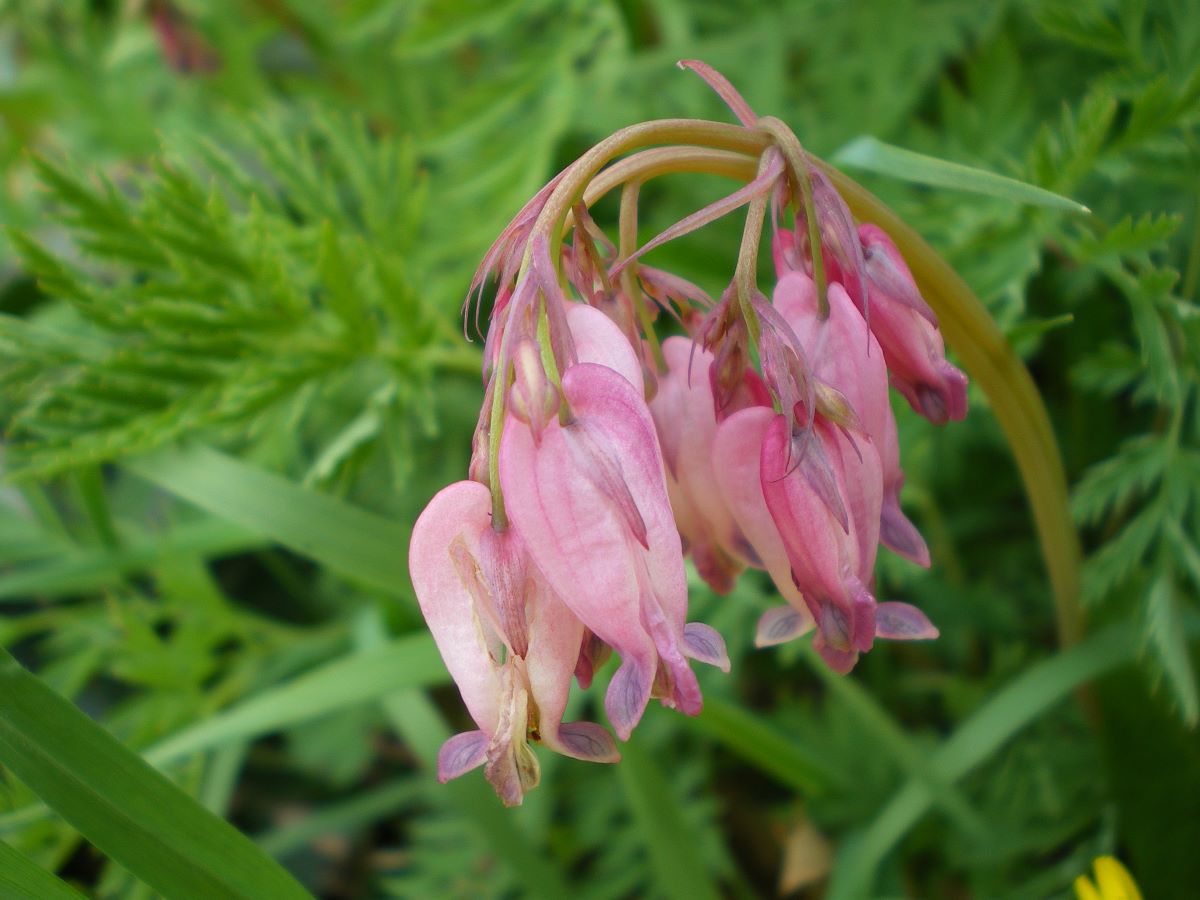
xmin=1 ymin=0 xmax=1199 ymax=897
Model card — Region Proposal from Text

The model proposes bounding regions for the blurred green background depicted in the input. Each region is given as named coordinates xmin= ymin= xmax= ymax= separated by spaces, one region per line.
xmin=1 ymin=1 xmax=1198 ymax=897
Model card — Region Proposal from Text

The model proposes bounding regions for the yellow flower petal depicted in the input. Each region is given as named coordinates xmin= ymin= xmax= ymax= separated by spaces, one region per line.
xmin=1094 ymin=856 xmax=1143 ymax=900
xmin=1074 ymin=874 xmax=1103 ymax=900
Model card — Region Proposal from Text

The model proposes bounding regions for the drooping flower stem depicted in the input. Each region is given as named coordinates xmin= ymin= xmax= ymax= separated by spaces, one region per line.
xmin=580 ymin=148 xmax=760 ymax=209
xmin=529 ymin=119 xmax=771 ymax=268
xmin=732 ymin=156 xmax=772 ymax=344
xmin=619 ymin=181 xmax=666 ymax=372
xmin=756 ymin=117 xmax=828 ymax=319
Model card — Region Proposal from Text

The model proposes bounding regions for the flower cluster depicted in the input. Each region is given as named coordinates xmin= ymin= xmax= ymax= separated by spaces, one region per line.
xmin=409 ymin=62 xmax=967 ymax=804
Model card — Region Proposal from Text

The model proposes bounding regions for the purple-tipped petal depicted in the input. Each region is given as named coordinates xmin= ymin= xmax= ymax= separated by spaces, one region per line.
xmin=858 ymin=224 xmax=968 ymax=424
xmin=555 ymin=722 xmax=621 ymax=763
xmin=682 ymin=622 xmax=731 ymax=672
xmin=437 ymin=730 xmax=489 ymax=783
xmin=606 ymin=657 xmax=654 ymax=741
xmin=880 ymin=492 xmax=931 ymax=568
xmin=875 ymin=602 xmax=939 ymax=640
xmin=754 ymin=605 xmax=814 ymax=647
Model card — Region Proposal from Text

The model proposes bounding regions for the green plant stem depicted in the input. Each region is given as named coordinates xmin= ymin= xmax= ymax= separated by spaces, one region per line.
xmin=619 ymin=181 xmax=666 ymax=372
xmin=757 ymin=116 xmax=828 ymax=317
xmin=532 ymin=118 xmax=770 ymax=260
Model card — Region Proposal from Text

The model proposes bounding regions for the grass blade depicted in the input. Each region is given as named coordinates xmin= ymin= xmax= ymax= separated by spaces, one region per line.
xmin=0 ymin=840 xmax=87 ymax=900
xmin=832 ymin=136 xmax=1090 ymax=213
xmin=125 ymin=445 xmax=412 ymax=597
xmin=0 ymin=648 xmax=313 ymax=900
xmin=826 ymin=620 xmax=1190 ymax=898
xmin=619 ymin=736 xmax=723 ymax=900
xmin=146 ymin=633 xmax=445 ymax=766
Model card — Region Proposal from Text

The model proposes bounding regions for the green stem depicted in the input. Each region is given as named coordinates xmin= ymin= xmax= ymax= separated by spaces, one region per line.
xmin=531 ymin=119 xmax=770 ymax=263
xmin=619 ymin=181 xmax=666 ymax=371
xmin=756 ymin=116 xmax=828 ymax=317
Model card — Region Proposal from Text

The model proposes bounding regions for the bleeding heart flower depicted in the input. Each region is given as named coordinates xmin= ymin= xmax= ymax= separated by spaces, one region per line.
xmin=500 ymin=362 xmax=729 ymax=740
xmin=409 ymin=480 xmax=618 ymax=806
xmin=773 ymin=271 xmax=930 ymax=567
xmin=857 ymin=224 xmax=968 ymax=425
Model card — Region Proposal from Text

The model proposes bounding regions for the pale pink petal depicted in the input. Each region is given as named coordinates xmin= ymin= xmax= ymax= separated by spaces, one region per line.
xmin=711 ymin=406 xmax=809 ymax=610
xmin=409 ymin=481 xmax=504 ymax=735
xmin=566 ymin=303 xmax=644 ymax=393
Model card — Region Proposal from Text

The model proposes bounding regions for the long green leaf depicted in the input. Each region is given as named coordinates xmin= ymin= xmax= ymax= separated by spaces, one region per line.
xmin=826 ymin=621 xmax=1181 ymax=898
xmin=0 ymin=840 xmax=87 ymax=900
xmin=124 ymin=445 xmax=412 ymax=596
xmin=832 ymin=136 xmax=1090 ymax=213
xmin=146 ymin=633 xmax=445 ymax=767
xmin=0 ymin=648 xmax=313 ymax=900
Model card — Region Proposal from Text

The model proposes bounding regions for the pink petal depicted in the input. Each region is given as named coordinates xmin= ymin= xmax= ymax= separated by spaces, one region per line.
xmin=409 ymin=481 xmax=504 ymax=735
xmin=858 ymin=224 xmax=968 ymax=424
xmin=566 ymin=303 xmax=644 ymax=394
xmin=500 ymin=363 xmax=698 ymax=737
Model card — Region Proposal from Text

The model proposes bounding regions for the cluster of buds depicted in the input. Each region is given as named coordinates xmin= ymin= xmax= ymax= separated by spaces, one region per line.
xmin=409 ymin=62 xmax=967 ymax=804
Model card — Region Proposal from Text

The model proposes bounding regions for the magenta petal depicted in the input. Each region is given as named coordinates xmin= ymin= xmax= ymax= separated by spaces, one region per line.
xmin=755 ymin=605 xmax=814 ymax=647
xmin=437 ymin=730 xmax=489 ymax=783
xmin=682 ymin=622 xmax=731 ymax=672
xmin=875 ymin=602 xmax=939 ymax=640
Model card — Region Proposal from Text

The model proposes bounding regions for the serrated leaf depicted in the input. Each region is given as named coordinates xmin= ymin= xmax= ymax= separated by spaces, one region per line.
xmin=832 ymin=136 xmax=1090 ymax=212
xmin=1082 ymin=505 xmax=1163 ymax=603
xmin=1071 ymin=435 xmax=1166 ymax=525
xmin=1144 ymin=574 xmax=1199 ymax=725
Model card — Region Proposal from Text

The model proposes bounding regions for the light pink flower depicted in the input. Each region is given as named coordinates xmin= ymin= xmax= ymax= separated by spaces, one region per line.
xmin=500 ymin=362 xmax=728 ymax=740
xmin=856 ymin=224 xmax=968 ymax=425
xmin=409 ymin=481 xmax=618 ymax=806
xmin=649 ymin=336 xmax=759 ymax=593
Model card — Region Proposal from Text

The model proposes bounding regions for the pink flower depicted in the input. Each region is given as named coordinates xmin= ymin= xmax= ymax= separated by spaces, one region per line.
xmin=856 ymin=224 xmax=968 ymax=425
xmin=500 ymin=361 xmax=729 ymax=740
xmin=409 ymin=481 xmax=618 ymax=806
xmin=649 ymin=336 xmax=759 ymax=593
xmin=773 ymin=272 xmax=930 ymax=566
